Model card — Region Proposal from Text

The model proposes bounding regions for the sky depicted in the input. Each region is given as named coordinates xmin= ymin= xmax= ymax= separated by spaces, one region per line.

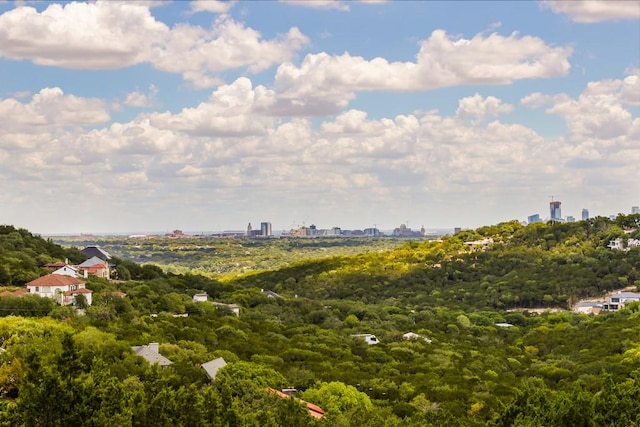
xmin=0 ymin=0 xmax=639 ymax=234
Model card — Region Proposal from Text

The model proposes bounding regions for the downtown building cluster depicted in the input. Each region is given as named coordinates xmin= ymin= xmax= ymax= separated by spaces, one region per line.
xmin=527 ymin=202 xmax=640 ymax=224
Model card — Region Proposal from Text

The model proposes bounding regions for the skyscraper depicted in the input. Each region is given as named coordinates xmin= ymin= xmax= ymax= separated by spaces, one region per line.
xmin=550 ymin=201 xmax=562 ymax=221
xmin=260 ymin=222 xmax=272 ymax=237
xmin=632 ymin=206 xmax=639 ymax=214
xmin=582 ymin=208 xmax=589 ymax=221
xmin=528 ymin=214 xmax=541 ymax=224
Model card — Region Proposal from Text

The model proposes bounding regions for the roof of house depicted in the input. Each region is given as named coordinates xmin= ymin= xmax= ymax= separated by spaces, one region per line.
xmin=45 ymin=261 xmax=67 ymax=268
xmin=53 ymin=265 xmax=79 ymax=271
xmin=267 ymin=388 xmax=325 ymax=419
xmin=201 ymin=357 xmax=227 ymax=380
xmin=611 ymin=292 xmax=640 ymax=299
xmin=26 ymin=274 xmax=85 ymax=287
xmin=131 ymin=344 xmax=173 ymax=366
xmin=81 ymin=246 xmax=111 ymax=261
xmin=79 ymin=256 xmax=108 ymax=268
xmin=403 ymin=332 xmax=420 ymax=338
xmin=80 ymin=264 xmax=107 ymax=271
xmin=261 ymin=290 xmax=283 ymax=299
xmin=0 ymin=288 xmax=29 ymax=297
xmin=495 ymin=323 xmax=515 ymax=328
xmin=402 ymin=332 xmax=432 ymax=342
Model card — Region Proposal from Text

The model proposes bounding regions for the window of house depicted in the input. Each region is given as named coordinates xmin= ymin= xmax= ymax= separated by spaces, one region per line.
xmin=35 ymin=286 xmax=39 ymax=292
xmin=611 ymin=298 xmax=620 ymax=303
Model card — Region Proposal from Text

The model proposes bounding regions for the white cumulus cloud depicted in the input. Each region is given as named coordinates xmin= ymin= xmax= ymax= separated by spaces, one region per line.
xmin=0 ymin=87 xmax=109 ymax=136
xmin=0 ymin=1 xmax=309 ymax=88
xmin=190 ymin=0 xmax=236 ymax=14
xmin=272 ymin=29 xmax=572 ymax=115
xmin=522 ymin=70 xmax=640 ymax=141
xmin=124 ymin=85 xmax=160 ymax=108
xmin=456 ymin=94 xmax=514 ymax=122
xmin=542 ymin=0 xmax=640 ymax=23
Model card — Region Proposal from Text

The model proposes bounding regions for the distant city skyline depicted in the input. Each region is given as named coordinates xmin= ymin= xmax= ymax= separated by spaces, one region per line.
xmin=0 ymin=1 xmax=637 ymax=235
xmin=38 ymin=202 xmax=640 ymax=236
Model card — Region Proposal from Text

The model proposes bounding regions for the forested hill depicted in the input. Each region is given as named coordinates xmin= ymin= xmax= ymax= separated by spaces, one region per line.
xmin=234 ymin=216 xmax=640 ymax=310
xmin=0 ymin=218 xmax=639 ymax=426
xmin=0 ymin=225 xmax=85 ymax=285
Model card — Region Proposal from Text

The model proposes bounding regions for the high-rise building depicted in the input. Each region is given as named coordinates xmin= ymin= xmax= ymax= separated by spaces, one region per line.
xmin=566 ymin=216 xmax=575 ymax=223
xmin=632 ymin=206 xmax=639 ymax=214
xmin=550 ymin=201 xmax=562 ymax=221
xmin=582 ymin=208 xmax=589 ymax=220
xmin=260 ymin=222 xmax=272 ymax=237
xmin=527 ymin=214 xmax=541 ymax=224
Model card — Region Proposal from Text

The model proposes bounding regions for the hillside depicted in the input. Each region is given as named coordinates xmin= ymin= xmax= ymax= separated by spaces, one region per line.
xmin=0 ymin=225 xmax=85 ymax=286
xmin=0 ymin=218 xmax=639 ymax=426
xmin=235 ymin=217 xmax=640 ymax=310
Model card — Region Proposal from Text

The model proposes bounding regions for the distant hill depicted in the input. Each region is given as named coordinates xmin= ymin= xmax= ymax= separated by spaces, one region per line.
xmin=234 ymin=216 xmax=640 ymax=310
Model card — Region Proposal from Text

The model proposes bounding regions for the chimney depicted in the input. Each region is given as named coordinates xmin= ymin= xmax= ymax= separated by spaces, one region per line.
xmin=84 ymin=269 xmax=88 ymax=279
xmin=149 ymin=342 xmax=159 ymax=353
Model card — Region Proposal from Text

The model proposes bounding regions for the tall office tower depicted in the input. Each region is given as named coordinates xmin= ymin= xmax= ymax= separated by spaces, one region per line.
xmin=246 ymin=223 xmax=252 ymax=236
xmin=632 ymin=206 xmax=639 ymax=214
xmin=582 ymin=208 xmax=589 ymax=220
xmin=260 ymin=222 xmax=272 ymax=237
xmin=528 ymin=214 xmax=541 ymax=224
xmin=550 ymin=201 xmax=562 ymax=221
xmin=566 ymin=216 xmax=575 ymax=223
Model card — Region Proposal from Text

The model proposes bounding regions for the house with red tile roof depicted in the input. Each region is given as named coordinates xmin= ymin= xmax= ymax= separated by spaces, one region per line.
xmin=78 ymin=256 xmax=110 ymax=279
xmin=44 ymin=261 xmax=68 ymax=269
xmin=267 ymin=388 xmax=325 ymax=419
xmin=25 ymin=274 xmax=92 ymax=306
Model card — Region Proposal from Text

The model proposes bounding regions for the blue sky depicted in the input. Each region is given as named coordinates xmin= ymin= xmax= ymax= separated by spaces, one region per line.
xmin=0 ymin=0 xmax=638 ymax=234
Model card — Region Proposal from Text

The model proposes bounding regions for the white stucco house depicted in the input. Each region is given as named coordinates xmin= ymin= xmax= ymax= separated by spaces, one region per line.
xmin=78 ymin=256 xmax=110 ymax=279
xmin=193 ymin=293 xmax=208 ymax=303
xmin=602 ymin=292 xmax=640 ymax=311
xmin=25 ymin=274 xmax=93 ymax=306
xmin=52 ymin=264 xmax=82 ymax=278
xmin=608 ymin=238 xmax=640 ymax=251
xmin=352 ymin=334 xmax=380 ymax=345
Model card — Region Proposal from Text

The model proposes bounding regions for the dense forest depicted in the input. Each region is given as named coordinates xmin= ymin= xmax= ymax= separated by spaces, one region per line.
xmin=0 ymin=216 xmax=640 ymax=426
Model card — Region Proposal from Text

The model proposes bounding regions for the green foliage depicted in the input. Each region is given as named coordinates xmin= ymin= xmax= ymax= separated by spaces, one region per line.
xmin=1 ymin=219 xmax=640 ymax=425
xmin=0 ymin=295 xmax=55 ymax=317
xmin=0 ymin=225 xmax=83 ymax=285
